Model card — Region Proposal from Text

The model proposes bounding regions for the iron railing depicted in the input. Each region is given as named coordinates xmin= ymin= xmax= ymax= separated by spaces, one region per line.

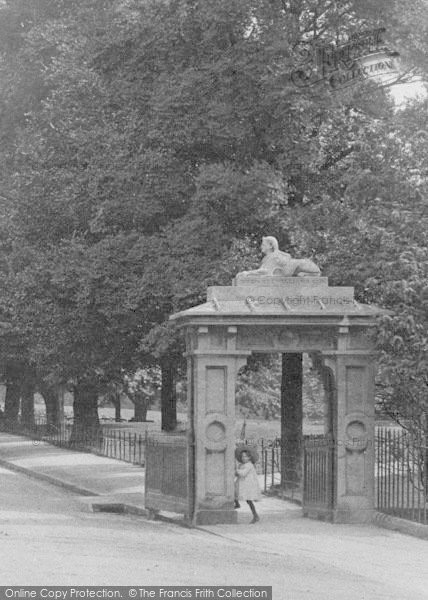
xmin=239 ymin=437 xmax=283 ymax=491
xmin=145 ymin=433 xmax=190 ymax=518
xmin=0 ymin=419 xmax=146 ymax=466
xmin=5 ymin=420 xmax=427 ymax=526
xmin=239 ymin=437 xmax=301 ymax=499
xmin=376 ymin=426 xmax=428 ymax=524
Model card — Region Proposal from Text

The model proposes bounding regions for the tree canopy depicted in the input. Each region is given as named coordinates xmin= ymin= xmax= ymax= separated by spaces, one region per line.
xmin=0 ymin=0 xmax=427 ymax=432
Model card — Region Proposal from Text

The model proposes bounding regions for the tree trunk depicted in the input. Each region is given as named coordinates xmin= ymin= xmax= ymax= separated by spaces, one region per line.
xmin=39 ymin=383 xmax=62 ymax=428
xmin=281 ymin=353 xmax=303 ymax=489
xmin=110 ymin=389 xmax=121 ymax=422
xmin=321 ymin=367 xmax=335 ymax=436
xmin=161 ymin=359 xmax=177 ymax=431
xmin=132 ymin=394 xmax=149 ymax=422
xmin=4 ymin=380 xmax=20 ymax=426
xmin=69 ymin=379 xmax=101 ymax=447
xmin=115 ymin=397 xmax=121 ymax=422
xmin=20 ymin=376 xmax=35 ymax=429
xmin=57 ymin=385 xmax=65 ymax=423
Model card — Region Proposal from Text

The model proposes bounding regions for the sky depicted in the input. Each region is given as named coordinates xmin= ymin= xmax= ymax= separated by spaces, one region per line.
xmin=389 ymin=80 xmax=427 ymax=107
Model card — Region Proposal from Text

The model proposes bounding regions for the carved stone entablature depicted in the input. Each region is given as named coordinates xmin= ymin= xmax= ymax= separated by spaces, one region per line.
xmin=236 ymin=326 xmax=337 ymax=352
xmin=184 ymin=323 xmax=377 ymax=356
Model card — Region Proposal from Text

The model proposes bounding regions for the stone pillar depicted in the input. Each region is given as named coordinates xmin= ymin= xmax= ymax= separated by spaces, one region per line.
xmin=321 ymin=319 xmax=377 ymax=523
xmin=187 ymin=326 xmax=250 ymax=525
xmin=281 ymin=353 xmax=303 ymax=489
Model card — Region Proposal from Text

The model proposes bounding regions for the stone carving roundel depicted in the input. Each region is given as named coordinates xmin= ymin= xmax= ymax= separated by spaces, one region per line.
xmin=345 ymin=420 xmax=368 ymax=452
xmin=346 ymin=420 xmax=366 ymax=438
xmin=206 ymin=421 xmax=226 ymax=442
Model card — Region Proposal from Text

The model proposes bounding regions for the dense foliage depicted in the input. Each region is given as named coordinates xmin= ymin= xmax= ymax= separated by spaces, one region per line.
xmin=0 ymin=0 xmax=427 ymax=432
xmin=236 ymin=354 xmax=325 ymax=421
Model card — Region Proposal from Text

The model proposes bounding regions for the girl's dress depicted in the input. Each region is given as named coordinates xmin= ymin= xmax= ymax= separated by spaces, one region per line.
xmin=235 ymin=461 xmax=262 ymax=501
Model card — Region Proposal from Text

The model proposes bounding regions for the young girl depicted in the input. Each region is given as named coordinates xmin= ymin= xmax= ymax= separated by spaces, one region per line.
xmin=235 ymin=448 xmax=261 ymax=523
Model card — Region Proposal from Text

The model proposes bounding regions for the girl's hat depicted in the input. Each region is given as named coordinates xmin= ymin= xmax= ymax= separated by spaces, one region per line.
xmin=235 ymin=443 xmax=259 ymax=464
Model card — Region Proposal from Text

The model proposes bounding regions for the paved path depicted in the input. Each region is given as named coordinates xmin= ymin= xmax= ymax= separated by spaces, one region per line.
xmin=1 ymin=432 xmax=428 ymax=598
xmin=0 ymin=466 xmax=312 ymax=591
xmin=0 ymin=433 xmax=145 ymax=508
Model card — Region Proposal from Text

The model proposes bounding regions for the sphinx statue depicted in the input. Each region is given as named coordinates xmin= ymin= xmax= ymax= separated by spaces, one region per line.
xmin=237 ymin=236 xmax=320 ymax=279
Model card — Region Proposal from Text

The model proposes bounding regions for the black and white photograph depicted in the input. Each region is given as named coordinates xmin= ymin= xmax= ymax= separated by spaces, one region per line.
xmin=0 ymin=1 xmax=427 ymax=598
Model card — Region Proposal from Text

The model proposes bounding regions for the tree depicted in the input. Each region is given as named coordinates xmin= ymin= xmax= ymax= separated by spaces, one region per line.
xmin=235 ymin=353 xmax=324 ymax=422
xmin=123 ymin=368 xmax=160 ymax=423
xmin=0 ymin=0 xmax=427 ymax=441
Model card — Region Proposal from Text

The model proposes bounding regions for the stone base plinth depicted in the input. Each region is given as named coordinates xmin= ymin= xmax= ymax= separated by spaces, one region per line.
xmin=331 ymin=507 xmax=374 ymax=524
xmin=304 ymin=507 xmax=374 ymax=524
xmin=232 ymin=275 xmax=329 ymax=287
xmin=195 ymin=509 xmax=238 ymax=525
xmin=303 ymin=508 xmax=334 ymax=522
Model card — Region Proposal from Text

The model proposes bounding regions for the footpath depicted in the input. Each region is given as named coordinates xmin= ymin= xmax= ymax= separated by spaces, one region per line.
xmin=0 ymin=432 xmax=147 ymax=514
xmin=1 ymin=431 xmax=428 ymax=599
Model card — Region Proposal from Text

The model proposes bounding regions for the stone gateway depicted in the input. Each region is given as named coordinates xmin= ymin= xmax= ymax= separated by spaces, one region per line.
xmin=145 ymin=238 xmax=388 ymax=526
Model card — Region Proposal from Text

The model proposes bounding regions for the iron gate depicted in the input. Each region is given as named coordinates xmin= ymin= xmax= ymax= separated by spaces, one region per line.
xmin=145 ymin=432 xmax=191 ymax=519
xmin=303 ymin=434 xmax=334 ymax=519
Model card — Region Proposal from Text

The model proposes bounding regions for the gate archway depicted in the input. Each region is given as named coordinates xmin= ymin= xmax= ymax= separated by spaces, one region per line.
xmin=164 ymin=274 xmax=386 ymax=525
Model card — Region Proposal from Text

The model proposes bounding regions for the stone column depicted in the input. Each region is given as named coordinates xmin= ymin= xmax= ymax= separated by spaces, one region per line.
xmin=186 ymin=326 xmax=250 ymax=525
xmin=321 ymin=319 xmax=377 ymax=523
xmin=281 ymin=353 xmax=303 ymax=490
